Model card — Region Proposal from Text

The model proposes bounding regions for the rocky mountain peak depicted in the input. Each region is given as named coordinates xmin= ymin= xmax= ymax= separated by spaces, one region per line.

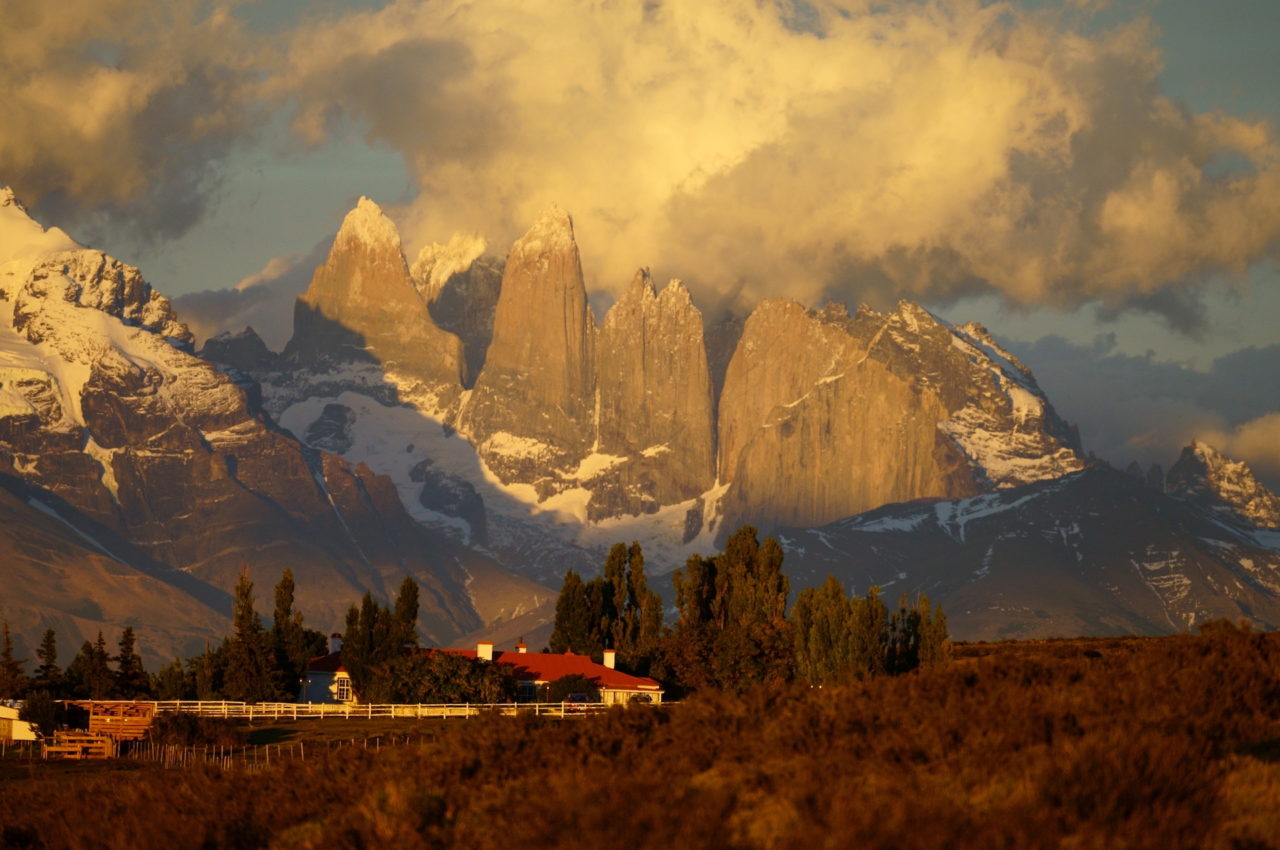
xmin=1167 ymin=441 xmax=1280 ymax=528
xmin=457 ymin=207 xmax=596 ymax=482
xmin=0 ymin=185 xmax=19 ymax=208
xmin=284 ymin=197 xmax=466 ymax=403
xmin=512 ymin=205 xmax=576 ymax=260
xmin=624 ymin=267 xmax=657 ymax=303
xmin=334 ymin=196 xmax=402 ymax=255
xmin=200 ymin=325 xmax=278 ymax=372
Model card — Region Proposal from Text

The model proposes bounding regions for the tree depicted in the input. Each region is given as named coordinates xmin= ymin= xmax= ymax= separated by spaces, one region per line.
xmin=19 ymin=690 xmax=59 ymax=737
xmin=548 ymin=569 xmax=594 ymax=655
xmin=65 ymin=633 xmax=114 ymax=699
xmin=661 ymin=526 xmax=793 ymax=693
xmin=340 ymin=592 xmax=397 ymax=701
xmin=546 ymin=673 xmax=601 ymax=704
xmin=115 ymin=627 xmax=151 ymax=698
xmin=222 ymin=566 xmax=278 ymax=703
xmin=271 ymin=569 xmax=325 ymax=699
xmin=547 ymin=544 xmax=665 ymax=673
xmin=32 ymin=629 xmax=61 ymax=696
xmin=152 ymin=658 xmax=193 ymax=700
xmin=371 ymin=651 xmax=517 ymax=705
xmin=792 ymin=575 xmax=855 ymax=684
xmin=392 ymin=576 xmax=421 ymax=650
xmin=0 ymin=621 xmax=27 ymax=699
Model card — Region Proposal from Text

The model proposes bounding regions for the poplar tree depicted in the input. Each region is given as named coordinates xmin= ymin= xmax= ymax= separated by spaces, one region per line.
xmin=549 ymin=569 xmax=594 ymax=654
xmin=666 ymin=526 xmax=793 ymax=692
xmin=222 ymin=566 xmax=278 ymax=703
xmin=392 ymin=576 xmax=420 ymax=649
xmin=340 ymin=592 xmax=394 ymax=701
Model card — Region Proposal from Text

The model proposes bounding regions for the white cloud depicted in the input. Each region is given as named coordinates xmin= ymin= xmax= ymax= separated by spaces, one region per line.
xmin=271 ymin=0 xmax=1280 ymax=326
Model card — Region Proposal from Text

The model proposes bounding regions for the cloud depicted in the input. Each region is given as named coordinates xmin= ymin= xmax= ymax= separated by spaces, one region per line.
xmin=268 ymin=0 xmax=1280 ymax=327
xmin=0 ymin=0 xmax=262 ymax=246
xmin=1008 ymin=335 xmax=1280 ymax=490
xmin=173 ymin=239 xmax=327 ymax=349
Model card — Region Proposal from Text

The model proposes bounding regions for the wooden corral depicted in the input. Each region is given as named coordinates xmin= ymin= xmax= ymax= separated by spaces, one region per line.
xmin=41 ymin=731 xmax=115 ymax=760
xmin=67 ymin=701 xmax=156 ymax=741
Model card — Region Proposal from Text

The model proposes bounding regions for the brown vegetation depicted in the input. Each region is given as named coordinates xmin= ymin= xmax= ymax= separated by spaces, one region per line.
xmin=3 ymin=624 xmax=1280 ymax=849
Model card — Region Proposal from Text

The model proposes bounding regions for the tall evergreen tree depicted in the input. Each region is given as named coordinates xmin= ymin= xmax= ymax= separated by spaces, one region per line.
xmin=0 ymin=621 xmax=28 ymax=699
xmin=222 ymin=566 xmax=278 ymax=703
xmin=114 ymin=627 xmax=151 ymax=698
xmin=152 ymin=658 xmax=193 ymax=700
xmin=65 ymin=633 xmax=114 ymax=699
xmin=32 ymin=628 xmax=61 ymax=695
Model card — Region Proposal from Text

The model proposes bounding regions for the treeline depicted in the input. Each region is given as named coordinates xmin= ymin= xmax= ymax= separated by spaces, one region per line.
xmin=0 ymin=566 xmax=328 ymax=704
xmin=336 ymin=582 xmax=516 ymax=705
xmin=550 ymin=525 xmax=949 ymax=695
xmin=0 ymin=526 xmax=948 ymax=706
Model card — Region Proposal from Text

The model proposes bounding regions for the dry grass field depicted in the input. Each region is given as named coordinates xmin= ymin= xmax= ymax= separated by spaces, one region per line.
xmin=3 ymin=625 xmax=1280 ymax=849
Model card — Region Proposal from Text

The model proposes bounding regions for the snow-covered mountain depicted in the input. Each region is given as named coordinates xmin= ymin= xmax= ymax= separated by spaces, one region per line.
xmin=777 ymin=465 xmax=1280 ymax=640
xmin=1166 ymin=440 xmax=1280 ymax=529
xmin=0 ymin=187 xmax=544 ymax=664
xmin=250 ymin=199 xmax=1085 ymax=583
xmin=6 ymin=186 xmax=1276 ymax=659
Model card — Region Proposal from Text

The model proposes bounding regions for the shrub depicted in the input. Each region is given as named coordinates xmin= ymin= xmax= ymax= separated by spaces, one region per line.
xmin=148 ymin=712 xmax=247 ymax=747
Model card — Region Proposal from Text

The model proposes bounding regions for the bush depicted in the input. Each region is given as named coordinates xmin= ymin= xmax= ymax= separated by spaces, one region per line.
xmin=148 ymin=712 xmax=247 ymax=747
xmin=18 ymin=690 xmax=59 ymax=737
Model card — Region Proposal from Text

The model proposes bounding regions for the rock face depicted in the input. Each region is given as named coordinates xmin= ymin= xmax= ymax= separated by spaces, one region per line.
xmin=1166 ymin=441 xmax=1280 ymax=528
xmin=716 ymin=300 xmax=1083 ymax=531
xmin=201 ymin=326 xmax=278 ymax=373
xmin=592 ymin=270 xmax=715 ymax=518
xmin=458 ymin=207 xmax=597 ymax=486
xmin=285 ymin=198 xmax=466 ymax=407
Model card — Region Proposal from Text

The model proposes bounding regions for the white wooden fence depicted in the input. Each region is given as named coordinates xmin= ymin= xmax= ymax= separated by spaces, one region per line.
xmin=81 ymin=700 xmax=613 ymax=720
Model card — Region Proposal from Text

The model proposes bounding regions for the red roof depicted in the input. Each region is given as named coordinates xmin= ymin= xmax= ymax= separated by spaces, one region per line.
xmin=306 ymin=652 xmax=346 ymax=673
xmin=305 ymin=649 xmax=661 ymax=692
xmin=443 ymin=649 xmax=662 ymax=691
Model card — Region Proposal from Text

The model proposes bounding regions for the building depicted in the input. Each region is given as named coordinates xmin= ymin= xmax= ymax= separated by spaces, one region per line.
xmin=299 ymin=651 xmax=354 ymax=703
xmin=0 ymin=704 xmax=37 ymax=742
xmin=444 ymin=642 xmax=664 ymax=706
xmin=299 ymin=641 xmax=663 ymax=705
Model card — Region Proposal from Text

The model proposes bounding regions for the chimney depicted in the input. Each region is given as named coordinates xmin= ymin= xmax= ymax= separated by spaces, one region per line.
xmin=602 ymin=649 xmax=616 ymax=669
xmin=330 ymin=633 xmax=342 ymax=654
xmin=477 ymin=641 xmax=493 ymax=661
xmin=516 ymin=642 xmax=528 ymax=654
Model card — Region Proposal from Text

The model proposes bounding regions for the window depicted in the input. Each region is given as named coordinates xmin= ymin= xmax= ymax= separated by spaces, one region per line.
xmin=335 ymin=676 xmax=352 ymax=702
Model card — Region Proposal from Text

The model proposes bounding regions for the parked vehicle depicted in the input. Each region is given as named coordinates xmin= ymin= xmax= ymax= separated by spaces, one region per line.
xmin=563 ymin=693 xmax=592 ymax=712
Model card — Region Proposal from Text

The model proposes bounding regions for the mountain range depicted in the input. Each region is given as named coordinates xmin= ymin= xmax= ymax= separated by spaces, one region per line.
xmin=1 ymin=186 xmax=1277 ymax=663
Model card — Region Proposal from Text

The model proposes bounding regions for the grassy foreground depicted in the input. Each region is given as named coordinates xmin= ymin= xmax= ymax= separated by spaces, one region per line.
xmin=4 ymin=627 xmax=1280 ymax=849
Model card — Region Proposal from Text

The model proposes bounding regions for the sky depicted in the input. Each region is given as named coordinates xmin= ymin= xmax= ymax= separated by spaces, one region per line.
xmin=2 ymin=0 xmax=1278 ymax=487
